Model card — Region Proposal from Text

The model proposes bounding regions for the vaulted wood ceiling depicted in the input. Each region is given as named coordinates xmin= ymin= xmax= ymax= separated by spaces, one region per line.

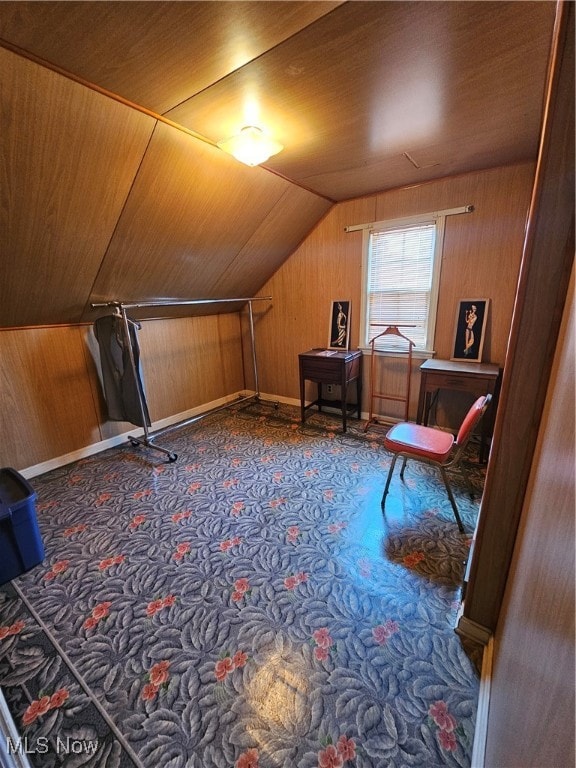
xmin=0 ymin=1 xmax=556 ymax=327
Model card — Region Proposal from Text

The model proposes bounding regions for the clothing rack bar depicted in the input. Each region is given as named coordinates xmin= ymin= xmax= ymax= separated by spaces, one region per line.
xmin=91 ymin=296 xmax=272 ymax=461
xmin=91 ymin=297 xmax=271 ymax=310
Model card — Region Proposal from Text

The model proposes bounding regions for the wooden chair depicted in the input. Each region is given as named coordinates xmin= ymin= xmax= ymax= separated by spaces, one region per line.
xmin=381 ymin=394 xmax=492 ymax=533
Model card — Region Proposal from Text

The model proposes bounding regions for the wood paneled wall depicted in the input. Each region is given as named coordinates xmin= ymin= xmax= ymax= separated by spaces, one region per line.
xmin=0 ymin=162 xmax=536 ymax=472
xmin=0 ymin=313 xmax=245 ymax=471
xmin=0 ymin=326 xmax=103 ymax=469
xmin=253 ymin=163 xmax=535 ymax=420
xmin=137 ymin=314 xmax=245 ymax=420
xmin=484 ymin=265 xmax=574 ymax=768
xmin=462 ymin=0 xmax=574 ymax=635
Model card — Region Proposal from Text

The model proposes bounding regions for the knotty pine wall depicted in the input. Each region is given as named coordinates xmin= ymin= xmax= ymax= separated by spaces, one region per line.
xmin=252 ymin=163 xmax=535 ymax=423
xmin=0 ymin=313 xmax=244 ymax=472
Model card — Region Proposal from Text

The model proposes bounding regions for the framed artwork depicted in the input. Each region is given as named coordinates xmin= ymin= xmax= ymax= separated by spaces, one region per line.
xmin=328 ymin=300 xmax=351 ymax=350
xmin=451 ymin=299 xmax=489 ymax=362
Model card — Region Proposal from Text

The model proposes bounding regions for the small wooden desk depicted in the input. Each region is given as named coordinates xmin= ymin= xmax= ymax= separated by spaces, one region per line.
xmin=299 ymin=349 xmax=362 ymax=432
xmin=417 ymin=358 xmax=501 ymax=462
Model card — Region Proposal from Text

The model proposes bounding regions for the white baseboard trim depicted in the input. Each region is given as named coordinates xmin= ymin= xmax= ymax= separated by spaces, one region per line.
xmin=21 ymin=392 xmax=246 ymax=479
xmin=256 ymin=392 xmax=299 ymax=408
xmin=257 ymin=392 xmax=399 ymax=427
xmin=21 ymin=392 xmax=393 ymax=480
xmin=471 ymin=635 xmax=493 ymax=768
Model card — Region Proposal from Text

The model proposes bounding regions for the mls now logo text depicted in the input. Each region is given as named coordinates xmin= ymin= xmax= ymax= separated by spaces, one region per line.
xmin=6 ymin=736 xmax=99 ymax=756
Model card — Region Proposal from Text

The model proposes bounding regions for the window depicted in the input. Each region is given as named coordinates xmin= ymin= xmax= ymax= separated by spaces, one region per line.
xmin=361 ymin=215 xmax=444 ymax=353
xmin=349 ymin=206 xmax=472 ymax=354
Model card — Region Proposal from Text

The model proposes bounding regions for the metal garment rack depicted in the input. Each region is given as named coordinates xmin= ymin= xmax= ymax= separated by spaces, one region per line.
xmin=91 ymin=296 xmax=272 ymax=461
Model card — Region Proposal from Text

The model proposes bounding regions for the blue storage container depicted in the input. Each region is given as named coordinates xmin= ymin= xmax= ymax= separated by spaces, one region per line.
xmin=0 ymin=468 xmax=44 ymax=586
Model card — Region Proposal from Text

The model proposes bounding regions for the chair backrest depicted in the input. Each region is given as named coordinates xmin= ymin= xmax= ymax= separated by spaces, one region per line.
xmin=455 ymin=394 xmax=492 ymax=448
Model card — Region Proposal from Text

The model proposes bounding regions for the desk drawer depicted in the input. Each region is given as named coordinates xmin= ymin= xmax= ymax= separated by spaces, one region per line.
xmin=427 ymin=373 xmax=493 ymax=393
xmin=300 ymin=360 xmax=342 ymax=380
xmin=303 ymin=372 xmax=339 ymax=384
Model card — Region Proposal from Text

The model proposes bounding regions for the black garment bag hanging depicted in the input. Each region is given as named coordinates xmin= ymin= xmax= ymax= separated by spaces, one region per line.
xmin=93 ymin=314 xmax=151 ymax=428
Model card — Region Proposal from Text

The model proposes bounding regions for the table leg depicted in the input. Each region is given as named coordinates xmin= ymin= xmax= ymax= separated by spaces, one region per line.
xmin=480 ymin=428 xmax=487 ymax=463
xmin=342 ymin=382 xmax=348 ymax=432
xmin=422 ymin=390 xmax=440 ymax=426
xmin=479 ymin=405 xmax=490 ymax=463
xmin=423 ymin=392 xmax=431 ymax=425
xmin=416 ymin=379 xmax=427 ymax=424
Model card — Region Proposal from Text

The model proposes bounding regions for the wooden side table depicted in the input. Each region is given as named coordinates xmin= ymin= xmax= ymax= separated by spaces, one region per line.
xmin=299 ymin=349 xmax=363 ymax=432
xmin=416 ymin=358 xmax=502 ymax=462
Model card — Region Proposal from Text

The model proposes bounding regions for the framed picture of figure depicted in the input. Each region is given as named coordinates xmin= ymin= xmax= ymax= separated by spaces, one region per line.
xmin=328 ymin=300 xmax=351 ymax=350
xmin=451 ymin=299 xmax=490 ymax=362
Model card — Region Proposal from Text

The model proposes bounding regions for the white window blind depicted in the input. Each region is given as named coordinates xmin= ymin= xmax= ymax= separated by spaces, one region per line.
xmin=352 ymin=205 xmax=472 ymax=355
xmin=366 ymin=222 xmax=437 ymax=351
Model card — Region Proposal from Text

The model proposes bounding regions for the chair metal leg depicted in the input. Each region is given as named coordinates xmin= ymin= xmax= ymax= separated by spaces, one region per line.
xmin=381 ymin=454 xmax=400 ymax=509
xmin=440 ymin=467 xmax=465 ymax=533
xmin=399 ymin=456 xmax=408 ymax=480
xmin=459 ymin=465 xmax=477 ymax=500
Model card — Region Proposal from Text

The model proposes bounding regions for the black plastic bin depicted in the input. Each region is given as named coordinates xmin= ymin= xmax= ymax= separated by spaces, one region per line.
xmin=0 ymin=468 xmax=44 ymax=586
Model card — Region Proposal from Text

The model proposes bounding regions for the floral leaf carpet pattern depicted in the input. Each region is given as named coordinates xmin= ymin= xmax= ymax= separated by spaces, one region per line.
xmin=0 ymin=403 xmax=484 ymax=768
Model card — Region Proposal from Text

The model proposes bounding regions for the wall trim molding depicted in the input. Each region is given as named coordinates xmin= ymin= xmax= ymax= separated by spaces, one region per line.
xmin=471 ymin=635 xmax=493 ymax=768
xmin=21 ymin=391 xmax=391 ymax=480
xmin=21 ymin=393 xmax=244 ymax=479
xmin=258 ymin=392 xmax=397 ymax=427
xmin=455 ymin=615 xmax=492 ymax=646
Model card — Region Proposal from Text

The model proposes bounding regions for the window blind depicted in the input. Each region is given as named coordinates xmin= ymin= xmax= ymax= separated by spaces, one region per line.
xmin=367 ymin=223 xmax=436 ymax=351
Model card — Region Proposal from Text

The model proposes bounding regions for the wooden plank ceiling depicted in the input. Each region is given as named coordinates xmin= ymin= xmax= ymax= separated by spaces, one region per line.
xmin=0 ymin=1 xmax=556 ymax=327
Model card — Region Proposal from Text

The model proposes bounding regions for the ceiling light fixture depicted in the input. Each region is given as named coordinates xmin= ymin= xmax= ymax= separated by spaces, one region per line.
xmin=217 ymin=125 xmax=283 ymax=166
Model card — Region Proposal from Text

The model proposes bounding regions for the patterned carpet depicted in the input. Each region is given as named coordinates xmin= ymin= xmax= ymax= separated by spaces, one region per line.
xmin=0 ymin=402 xmax=484 ymax=768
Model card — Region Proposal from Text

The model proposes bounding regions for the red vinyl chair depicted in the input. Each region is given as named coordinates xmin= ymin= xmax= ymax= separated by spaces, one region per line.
xmin=381 ymin=394 xmax=492 ymax=533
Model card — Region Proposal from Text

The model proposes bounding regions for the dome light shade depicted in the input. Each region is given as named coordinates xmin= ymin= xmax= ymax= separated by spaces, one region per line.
xmin=217 ymin=126 xmax=283 ymax=166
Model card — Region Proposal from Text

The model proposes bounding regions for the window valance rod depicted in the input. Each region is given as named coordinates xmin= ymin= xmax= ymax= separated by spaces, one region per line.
xmin=344 ymin=204 xmax=474 ymax=233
